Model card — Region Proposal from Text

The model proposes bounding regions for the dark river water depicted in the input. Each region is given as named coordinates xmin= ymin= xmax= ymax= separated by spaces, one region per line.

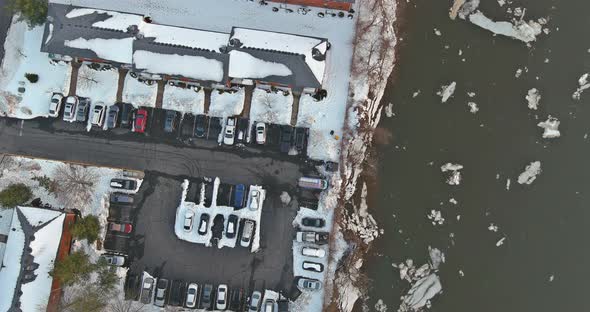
xmin=366 ymin=0 xmax=590 ymax=311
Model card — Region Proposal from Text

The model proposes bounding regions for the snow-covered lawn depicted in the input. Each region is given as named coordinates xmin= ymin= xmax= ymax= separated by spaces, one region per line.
xmin=250 ymin=88 xmax=293 ymax=125
xmin=0 ymin=18 xmax=71 ymax=119
xmin=297 ymin=94 xmax=342 ymax=162
xmin=122 ymin=73 xmax=157 ymax=108
xmin=174 ymin=179 xmax=266 ymax=253
xmin=162 ymin=85 xmax=205 ymax=115
xmin=209 ymin=87 xmax=245 ymax=117
xmin=75 ymin=64 xmax=119 ymax=106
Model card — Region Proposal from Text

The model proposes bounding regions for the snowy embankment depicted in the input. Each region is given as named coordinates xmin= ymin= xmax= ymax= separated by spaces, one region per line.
xmin=250 ymin=88 xmax=293 ymax=125
xmin=209 ymin=88 xmax=245 ymax=118
xmin=0 ymin=17 xmax=71 ymax=119
xmin=122 ymin=72 xmax=157 ymax=108
xmin=162 ymin=85 xmax=205 ymax=115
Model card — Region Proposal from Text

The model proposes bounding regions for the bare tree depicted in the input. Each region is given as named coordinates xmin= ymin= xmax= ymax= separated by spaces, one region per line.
xmin=259 ymin=93 xmax=280 ymax=123
xmin=109 ymin=297 xmax=145 ymax=312
xmin=77 ymin=66 xmax=100 ymax=90
xmin=52 ymin=164 xmax=98 ymax=208
xmin=58 ymin=283 xmax=110 ymax=312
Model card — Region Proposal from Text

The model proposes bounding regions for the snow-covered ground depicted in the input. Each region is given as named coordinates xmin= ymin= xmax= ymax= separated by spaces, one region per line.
xmin=209 ymin=88 xmax=245 ymax=118
xmin=75 ymin=64 xmax=118 ymax=106
xmin=162 ymin=85 xmax=205 ymax=115
xmin=297 ymin=94 xmax=342 ymax=162
xmin=249 ymin=88 xmax=293 ymax=125
xmin=174 ymin=179 xmax=266 ymax=253
xmin=122 ymin=72 xmax=157 ymax=108
xmin=0 ymin=17 xmax=71 ymax=119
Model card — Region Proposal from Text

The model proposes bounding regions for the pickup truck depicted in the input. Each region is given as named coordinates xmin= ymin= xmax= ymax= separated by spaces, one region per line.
xmin=296 ymin=231 xmax=329 ymax=245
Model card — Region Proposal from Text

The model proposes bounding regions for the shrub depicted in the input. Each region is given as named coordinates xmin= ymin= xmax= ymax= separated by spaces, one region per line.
xmin=71 ymin=215 xmax=101 ymax=243
xmin=0 ymin=183 xmax=32 ymax=208
xmin=25 ymin=73 xmax=39 ymax=83
xmin=32 ymin=175 xmax=57 ymax=193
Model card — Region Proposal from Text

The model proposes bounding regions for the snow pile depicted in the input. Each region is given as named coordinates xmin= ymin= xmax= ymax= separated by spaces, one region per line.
xmin=280 ymin=191 xmax=291 ymax=205
xmin=440 ymin=163 xmax=463 ymax=185
xmin=297 ymin=94 xmax=342 ymax=162
xmin=134 ymin=50 xmax=224 ymax=82
xmin=427 ymin=210 xmax=445 ymax=226
xmin=65 ymin=38 xmax=134 ymax=64
xmin=122 ymin=72 xmax=157 ymax=107
xmin=162 ymin=85 xmax=205 ymax=115
xmin=395 ymin=247 xmax=445 ymax=312
xmin=209 ymin=88 xmax=245 ymax=117
xmin=517 ymin=161 xmax=541 ymax=185
xmin=0 ymin=18 xmax=71 ymax=119
xmin=340 ymin=183 xmax=381 ymax=244
xmin=76 ymin=64 xmax=119 ymax=106
xmin=437 ymin=82 xmax=456 ymax=103
xmin=525 ymin=88 xmax=541 ymax=110
xmin=537 ymin=116 xmax=560 ymax=138
xmin=249 ymin=88 xmax=293 ymax=125
xmin=572 ymin=73 xmax=590 ymax=100
xmin=468 ymin=11 xmax=543 ymax=43
xmin=467 ymin=102 xmax=479 ymax=113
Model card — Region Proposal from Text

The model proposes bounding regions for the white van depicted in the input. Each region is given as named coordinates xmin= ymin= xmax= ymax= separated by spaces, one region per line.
xmin=92 ymin=103 xmax=106 ymax=127
xmin=302 ymin=247 xmax=326 ymax=258
xmin=240 ymin=220 xmax=255 ymax=247
xmin=297 ymin=177 xmax=328 ymax=190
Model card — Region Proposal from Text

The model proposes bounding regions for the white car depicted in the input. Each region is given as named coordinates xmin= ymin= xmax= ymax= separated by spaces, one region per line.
xmin=48 ymin=93 xmax=63 ymax=117
xmin=186 ymin=283 xmax=199 ymax=308
xmin=216 ymin=284 xmax=228 ymax=310
xmin=91 ymin=102 xmax=106 ymax=127
xmin=240 ymin=219 xmax=254 ymax=248
xmin=101 ymin=254 xmax=126 ymax=266
xmin=255 ymin=122 xmax=266 ymax=144
xmin=301 ymin=247 xmax=326 ymax=258
xmin=223 ymin=117 xmax=236 ymax=145
xmin=62 ymin=95 xmax=78 ymax=121
xmin=183 ymin=211 xmax=194 ymax=232
xmin=249 ymin=190 xmax=260 ymax=211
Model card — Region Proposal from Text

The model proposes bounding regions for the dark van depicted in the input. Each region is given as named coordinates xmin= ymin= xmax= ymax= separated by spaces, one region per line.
xmin=233 ymin=184 xmax=246 ymax=208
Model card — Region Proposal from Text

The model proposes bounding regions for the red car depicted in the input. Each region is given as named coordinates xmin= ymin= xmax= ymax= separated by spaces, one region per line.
xmin=108 ymin=222 xmax=133 ymax=234
xmin=134 ymin=109 xmax=148 ymax=133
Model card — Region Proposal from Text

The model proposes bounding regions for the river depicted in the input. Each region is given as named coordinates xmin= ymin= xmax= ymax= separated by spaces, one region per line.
xmin=366 ymin=0 xmax=590 ymax=311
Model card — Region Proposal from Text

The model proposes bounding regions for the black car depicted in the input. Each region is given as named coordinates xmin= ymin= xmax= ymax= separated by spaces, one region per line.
xmin=279 ymin=126 xmax=293 ymax=153
xmin=154 ymin=278 xmax=169 ymax=307
xmin=199 ymin=283 xmax=214 ymax=309
xmin=110 ymin=178 xmax=137 ymax=190
xmin=119 ymin=103 xmax=135 ymax=128
xmin=164 ymin=110 xmax=177 ymax=133
xmin=198 ymin=213 xmax=210 ymax=235
xmin=229 ymin=288 xmax=243 ymax=311
xmin=110 ymin=192 xmax=134 ymax=205
xmin=226 ymin=214 xmax=238 ymax=239
xmin=299 ymin=198 xmax=318 ymax=210
xmin=294 ymin=127 xmax=308 ymax=151
xmin=195 ymin=114 xmax=208 ymax=138
xmin=168 ymin=280 xmax=186 ymax=307
xmin=302 ymin=217 xmax=325 ymax=228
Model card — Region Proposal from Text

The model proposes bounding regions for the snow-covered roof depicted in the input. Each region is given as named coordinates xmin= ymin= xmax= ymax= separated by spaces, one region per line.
xmin=0 ymin=207 xmax=66 ymax=312
xmin=138 ymin=23 xmax=229 ymax=52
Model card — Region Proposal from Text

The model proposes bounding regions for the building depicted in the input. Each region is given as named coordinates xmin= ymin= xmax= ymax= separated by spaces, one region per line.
xmin=267 ymin=0 xmax=355 ymax=12
xmin=41 ymin=3 xmax=329 ymax=93
xmin=0 ymin=207 xmax=74 ymax=312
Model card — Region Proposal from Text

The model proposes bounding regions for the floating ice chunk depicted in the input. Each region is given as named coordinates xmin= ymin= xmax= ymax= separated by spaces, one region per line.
xmin=548 ymin=275 xmax=554 ymax=282
xmin=458 ymin=49 xmax=463 ymax=56
xmin=497 ymin=0 xmax=505 ymax=7
xmin=459 ymin=269 xmax=465 ymax=277
xmin=449 ymin=198 xmax=458 ymax=205
xmin=385 ymin=102 xmax=394 ymax=117
xmin=515 ymin=68 xmax=523 ymax=78
xmin=449 ymin=0 xmax=467 ymax=20
xmin=518 ymin=161 xmax=541 ymax=185
xmin=441 ymin=163 xmax=463 ymax=185
xmin=467 ymin=92 xmax=476 ymax=97
xmin=525 ymin=88 xmax=541 ymax=110
xmin=537 ymin=116 xmax=560 ymax=138
xmin=375 ymin=299 xmax=388 ymax=312
xmin=434 ymin=28 xmax=442 ymax=36
xmin=456 ymin=215 xmax=461 ymax=221
xmin=488 ymin=223 xmax=499 ymax=232
xmin=506 ymin=178 xmax=511 ymax=190
xmin=572 ymin=73 xmax=590 ymax=100
xmin=468 ymin=102 xmax=479 ymax=113
xmin=437 ymin=82 xmax=457 ymax=103
xmin=428 ymin=246 xmax=445 ymax=270
xmin=427 ymin=210 xmax=445 ymax=225
xmin=399 ymin=274 xmax=443 ymax=312
xmin=412 ymin=90 xmax=421 ymax=98
xmin=468 ymin=11 xmax=543 ymax=43
xmin=496 ymin=237 xmax=506 ymax=246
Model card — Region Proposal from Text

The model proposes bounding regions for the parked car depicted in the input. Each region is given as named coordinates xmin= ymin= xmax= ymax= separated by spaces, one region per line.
xmin=248 ymin=189 xmax=260 ymax=211
xmin=186 ymin=283 xmax=199 ymax=308
xmin=302 ymin=217 xmax=325 ymax=228
xmin=164 ymin=110 xmax=177 ymax=133
xmin=110 ymin=178 xmax=137 ymax=191
xmin=120 ymin=103 xmax=134 ymax=128
xmin=248 ymin=291 xmax=262 ymax=312
xmin=134 ymin=108 xmax=148 ymax=133
xmin=302 ymin=247 xmax=326 ymax=258
xmin=168 ymin=280 xmax=185 ymax=307
xmin=184 ymin=211 xmax=194 ymax=232
xmin=297 ymin=177 xmax=328 ymax=190
xmin=229 ymin=288 xmax=243 ymax=311
xmin=233 ymin=184 xmax=246 ymax=208
xmin=279 ymin=126 xmax=293 ymax=153
xmin=91 ymin=102 xmax=106 ymax=127
xmin=294 ymin=127 xmax=308 ymax=151
xmin=62 ymin=96 xmax=78 ymax=121
xmin=240 ymin=219 xmax=255 ymax=248
xmin=154 ymin=278 xmax=169 ymax=307
xmin=299 ymin=198 xmax=319 ymax=210
xmin=216 ymin=284 xmax=228 ymax=310
xmin=140 ymin=277 xmax=155 ymax=304
xmin=223 ymin=117 xmax=236 ymax=145
xmin=192 ymin=115 xmax=206 ymax=138
xmin=297 ymin=277 xmax=322 ymax=290
xmin=110 ymin=192 xmax=134 ymax=204
xmin=106 ymin=105 xmax=120 ymax=129
xmin=48 ymin=93 xmax=63 ymax=117
xmin=302 ymin=261 xmax=324 ymax=273
xmin=76 ymin=97 xmax=90 ymax=122
xmin=296 ymin=231 xmax=329 ymax=244
xmin=108 ymin=222 xmax=133 ymax=234
xmin=264 ymin=299 xmax=277 ymax=312
xmin=198 ymin=213 xmax=210 ymax=235
xmin=100 ymin=254 xmax=126 ymax=266
xmin=226 ymin=214 xmax=238 ymax=239
xmin=255 ymin=122 xmax=266 ymax=144
xmin=200 ymin=284 xmax=214 ymax=310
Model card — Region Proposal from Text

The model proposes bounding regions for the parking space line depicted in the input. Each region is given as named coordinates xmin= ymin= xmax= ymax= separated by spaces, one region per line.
xmin=18 ymin=119 xmax=24 ymax=136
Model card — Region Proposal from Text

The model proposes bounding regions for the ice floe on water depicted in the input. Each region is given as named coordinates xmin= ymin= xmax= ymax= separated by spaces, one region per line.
xmin=488 ymin=223 xmax=499 ymax=232
xmin=468 ymin=12 xmax=543 ymax=43
xmin=526 ymin=88 xmax=541 ymax=110
xmin=441 ymin=163 xmax=463 ymax=185
xmin=412 ymin=90 xmax=421 ymax=98
xmin=572 ymin=73 xmax=590 ymax=100
xmin=518 ymin=161 xmax=541 ymax=185
xmin=395 ymin=247 xmax=445 ymax=312
xmin=427 ymin=210 xmax=445 ymax=226
xmin=437 ymin=82 xmax=457 ymax=103
xmin=468 ymin=102 xmax=479 ymax=113
xmin=385 ymin=102 xmax=394 ymax=117
xmin=375 ymin=299 xmax=388 ymax=312
xmin=537 ymin=116 xmax=560 ymax=138
xmin=506 ymin=178 xmax=511 ymax=190
xmin=496 ymin=237 xmax=507 ymax=247
xmin=434 ymin=28 xmax=442 ymax=36
xmin=449 ymin=198 xmax=458 ymax=205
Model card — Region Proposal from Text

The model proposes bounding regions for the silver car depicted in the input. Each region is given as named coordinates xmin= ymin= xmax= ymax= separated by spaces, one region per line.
xmin=140 ymin=277 xmax=155 ymax=304
xmin=154 ymin=278 xmax=169 ymax=307
xmin=297 ymin=277 xmax=322 ymax=290
xmin=100 ymin=254 xmax=125 ymax=266
xmin=248 ymin=291 xmax=262 ymax=312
